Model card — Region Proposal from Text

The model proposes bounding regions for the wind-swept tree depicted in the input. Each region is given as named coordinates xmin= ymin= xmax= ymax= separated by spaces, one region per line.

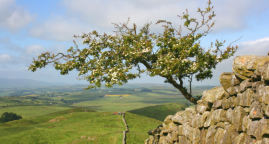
xmin=28 ymin=0 xmax=242 ymax=104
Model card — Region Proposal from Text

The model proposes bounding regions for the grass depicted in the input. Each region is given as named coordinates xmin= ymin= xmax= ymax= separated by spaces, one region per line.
xmin=127 ymin=102 xmax=187 ymax=121
xmin=0 ymin=106 xmax=70 ymax=119
xmin=105 ymin=94 xmax=131 ymax=97
xmin=125 ymin=112 xmax=163 ymax=144
xmin=125 ymin=102 xmax=188 ymax=143
xmin=0 ymin=84 xmax=202 ymax=113
xmin=0 ymin=108 xmax=126 ymax=144
xmin=0 ymin=102 xmax=189 ymax=143
xmin=0 ymin=84 xmax=213 ymax=143
xmin=60 ymin=90 xmax=191 ymax=112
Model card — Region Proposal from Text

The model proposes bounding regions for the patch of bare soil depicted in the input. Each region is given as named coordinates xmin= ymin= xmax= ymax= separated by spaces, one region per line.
xmin=49 ymin=116 xmax=67 ymax=123
xmin=71 ymin=135 xmax=98 ymax=144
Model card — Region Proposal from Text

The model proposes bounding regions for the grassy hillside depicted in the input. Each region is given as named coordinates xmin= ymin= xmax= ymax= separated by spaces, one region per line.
xmin=125 ymin=102 xmax=189 ymax=143
xmin=0 ymin=108 xmax=126 ymax=143
xmin=0 ymin=106 xmax=70 ymax=119
xmin=127 ymin=102 xmax=188 ymax=121
xmin=0 ymin=82 xmax=216 ymax=143
xmin=0 ymin=102 xmax=189 ymax=143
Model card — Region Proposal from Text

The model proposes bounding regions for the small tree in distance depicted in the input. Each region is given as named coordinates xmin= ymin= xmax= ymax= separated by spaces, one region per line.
xmin=28 ymin=0 xmax=242 ymax=104
xmin=0 ymin=112 xmax=22 ymax=123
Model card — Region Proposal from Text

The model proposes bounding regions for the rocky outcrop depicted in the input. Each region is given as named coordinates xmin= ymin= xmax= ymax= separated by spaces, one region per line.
xmin=145 ymin=55 xmax=269 ymax=144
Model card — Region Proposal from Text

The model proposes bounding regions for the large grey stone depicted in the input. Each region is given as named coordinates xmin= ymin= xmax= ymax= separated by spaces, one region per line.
xmin=191 ymin=113 xmax=203 ymax=128
xmin=252 ymin=81 xmax=264 ymax=92
xmin=256 ymin=86 xmax=269 ymax=104
xmin=234 ymin=133 xmax=247 ymax=144
xmin=171 ymin=108 xmax=196 ymax=125
xmin=237 ymin=88 xmax=255 ymax=107
xmin=213 ymin=128 xmax=225 ymax=144
xmin=219 ymin=72 xmax=240 ymax=91
xmin=249 ymin=101 xmax=264 ymax=119
xmin=233 ymin=106 xmax=248 ymax=132
xmin=232 ymin=55 xmax=269 ymax=80
xmin=239 ymin=78 xmax=253 ymax=93
xmin=247 ymin=119 xmax=262 ymax=140
xmin=201 ymin=86 xmax=229 ymax=103
xmin=205 ymin=125 xmax=217 ymax=144
xmin=261 ymin=61 xmax=269 ymax=81
xmin=221 ymin=124 xmax=239 ymax=144
xmin=226 ymin=85 xmax=240 ymax=96
xmin=195 ymin=103 xmax=208 ymax=114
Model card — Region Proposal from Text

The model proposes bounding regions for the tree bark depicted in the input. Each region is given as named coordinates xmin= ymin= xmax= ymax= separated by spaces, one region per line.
xmin=164 ymin=75 xmax=198 ymax=105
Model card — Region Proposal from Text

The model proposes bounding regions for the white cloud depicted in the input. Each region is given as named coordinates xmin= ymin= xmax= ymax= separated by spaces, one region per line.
xmin=20 ymin=43 xmax=74 ymax=67
xmin=0 ymin=0 xmax=36 ymax=33
xmin=28 ymin=15 xmax=94 ymax=41
xmin=240 ymin=37 xmax=269 ymax=45
xmin=0 ymin=41 xmax=74 ymax=69
xmin=205 ymin=0 xmax=269 ymax=33
xmin=61 ymin=0 xmax=204 ymax=36
xmin=0 ymin=53 xmax=21 ymax=65
xmin=25 ymin=0 xmax=268 ymax=42
xmin=0 ymin=64 xmax=80 ymax=84
xmin=0 ymin=54 xmax=12 ymax=63
xmin=0 ymin=36 xmax=23 ymax=51
xmin=23 ymin=45 xmax=45 ymax=56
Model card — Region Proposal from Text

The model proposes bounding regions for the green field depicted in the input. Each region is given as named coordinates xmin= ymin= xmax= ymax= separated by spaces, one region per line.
xmin=0 ymin=106 xmax=70 ymax=119
xmin=0 ymin=84 xmax=216 ymax=143
xmin=0 ymin=108 xmax=126 ymax=143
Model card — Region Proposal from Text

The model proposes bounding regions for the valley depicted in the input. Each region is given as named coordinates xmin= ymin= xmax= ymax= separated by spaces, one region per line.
xmin=0 ymin=83 xmax=218 ymax=143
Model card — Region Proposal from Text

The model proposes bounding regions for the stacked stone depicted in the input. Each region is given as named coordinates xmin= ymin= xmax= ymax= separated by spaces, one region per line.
xmin=145 ymin=55 xmax=269 ymax=144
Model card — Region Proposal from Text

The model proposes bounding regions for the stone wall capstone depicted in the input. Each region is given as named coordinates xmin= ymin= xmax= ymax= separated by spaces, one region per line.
xmin=145 ymin=55 xmax=269 ymax=144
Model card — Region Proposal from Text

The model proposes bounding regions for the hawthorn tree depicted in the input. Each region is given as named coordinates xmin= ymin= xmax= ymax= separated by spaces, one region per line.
xmin=28 ymin=0 xmax=242 ymax=104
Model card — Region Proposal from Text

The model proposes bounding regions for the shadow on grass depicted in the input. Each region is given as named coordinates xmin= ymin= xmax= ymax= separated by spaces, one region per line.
xmin=127 ymin=102 xmax=188 ymax=121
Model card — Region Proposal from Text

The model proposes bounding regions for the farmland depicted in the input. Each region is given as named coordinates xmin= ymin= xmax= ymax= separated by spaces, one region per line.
xmin=0 ymin=83 xmax=217 ymax=143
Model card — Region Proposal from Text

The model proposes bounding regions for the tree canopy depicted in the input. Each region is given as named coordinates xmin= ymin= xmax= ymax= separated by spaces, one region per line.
xmin=28 ymin=0 xmax=242 ymax=104
xmin=0 ymin=112 xmax=22 ymax=123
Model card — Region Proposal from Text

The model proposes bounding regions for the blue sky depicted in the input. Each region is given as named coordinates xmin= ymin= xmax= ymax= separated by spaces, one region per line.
xmin=0 ymin=0 xmax=269 ymax=86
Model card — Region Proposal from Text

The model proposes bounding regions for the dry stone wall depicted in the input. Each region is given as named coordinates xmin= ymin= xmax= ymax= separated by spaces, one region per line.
xmin=122 ymin=111 xmax=129 ymax=144
xmin=145 ymin=55 xmax=269 ymax=144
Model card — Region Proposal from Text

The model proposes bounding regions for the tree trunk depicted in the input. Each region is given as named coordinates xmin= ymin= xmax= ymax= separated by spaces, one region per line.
xmin=165 ymin=75 xmax=199 ymax=105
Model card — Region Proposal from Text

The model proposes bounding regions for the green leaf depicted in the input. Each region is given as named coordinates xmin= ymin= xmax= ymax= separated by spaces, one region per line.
xmin=184 ymin=20 xmax=190 ymax=27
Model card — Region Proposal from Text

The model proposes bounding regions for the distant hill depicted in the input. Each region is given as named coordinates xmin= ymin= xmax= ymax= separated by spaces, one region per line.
xmin=0 ymin=77 xmax=79 ymax=89
xmin=0 ymin=77 xmax=220 ymax=89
